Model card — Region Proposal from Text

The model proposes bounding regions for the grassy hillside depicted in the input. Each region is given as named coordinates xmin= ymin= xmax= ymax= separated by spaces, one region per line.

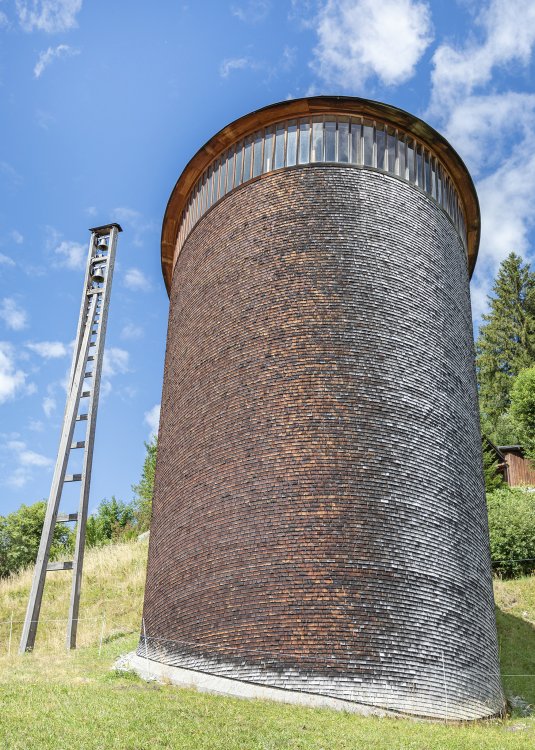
xmin=0 ymin=539 xmax=147 ymax=651
xmin=1 ymin=540 xmax=535 ymax=749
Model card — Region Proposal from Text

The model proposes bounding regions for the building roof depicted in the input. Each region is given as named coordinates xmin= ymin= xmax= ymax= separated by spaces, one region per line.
xmin=160 ymin=95 xmax=481 ymax=295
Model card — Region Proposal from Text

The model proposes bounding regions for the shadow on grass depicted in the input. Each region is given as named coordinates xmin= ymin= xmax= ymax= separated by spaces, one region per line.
xmin=497 ymin=607 xmax=535 ymax=709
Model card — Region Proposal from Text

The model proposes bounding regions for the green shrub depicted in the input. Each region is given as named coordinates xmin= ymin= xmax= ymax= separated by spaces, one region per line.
xmin=482 ymin=441 xmax=505 ymax=492
xmin=487 ymin=487 xmax=535 ymax=578
xmin=86 ymin=496 xmax=137 ymax=548
xmin=131 ymin=436 xmax=156 ymax=532
xmin=510 ymin=366 xmax=535 ymax=461
xmin=0 ymin=501 xmax=74 ymax=579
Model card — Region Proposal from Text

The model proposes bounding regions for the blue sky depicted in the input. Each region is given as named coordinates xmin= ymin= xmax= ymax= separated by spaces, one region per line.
xmin=0 ymin=0 xmax=534 ymax=516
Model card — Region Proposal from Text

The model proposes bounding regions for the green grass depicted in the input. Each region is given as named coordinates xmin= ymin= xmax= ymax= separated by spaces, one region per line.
xmin=0 ymin=540 xmax=535 ymax=748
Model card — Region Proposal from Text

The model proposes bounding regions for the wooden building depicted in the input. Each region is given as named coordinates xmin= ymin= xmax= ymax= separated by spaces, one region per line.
xmin=499 ymin=445 xmax=535 ymax=487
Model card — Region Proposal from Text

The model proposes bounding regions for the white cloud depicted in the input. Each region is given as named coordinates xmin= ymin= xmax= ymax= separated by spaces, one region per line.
xmin=54 ymin=239 xmax=85 ymax=269
xmin=426 ymin=0 xmax=535 ymax=325
xmin=36 ymin=108 xmax=55 ymax=129
xmin=113 ymin=207 xmax=155 ymax=247
xmin=477 ymin=148 xmax=535 ymax=269
xmin=45 ymin=226 xmax=86 ymax=270
xmin=311 ymin=0 xmax=433 ymax=90
xmin=231 ymin=1 xmax=270 ymax=23
xmin=10 ymin=230 xmax=24 ymax=244
xmin=0 ymin=298 xmax=28 ymax=331
xmin=220 ymin=57 xmax=252 ymax=78
xmin=103 ymin=347 xmax=130 ymax=378
xmin=0 ymin=342 xmax=26 ymax=404
xmin=124 ymin=267 xmax=150 ymax=291
xmin=42 ymin=395 xmax=56 ymax=417
xmin=121 ymin=323 xmax=144 ymax=341
xmin=0 ymin=253 xmax=15 ymax=267
xmin=26 ymin=340 xmax=68 ymax=358
xmin=5 ymin=439 xmax=53 ymax=488
xmin=33 ymin=44 xmax=79 ymax=79
xmin=430 ymin=0 xmax=535 ymax=111
xmin=0 ymin=160 xmax=23 ymax=188
xmin=145 ymin=403 xmax=160 ymax=439
xmin=441 ymin=93 xmax=535 ymax=177
xmin=8 ymin=440 xmax=53 ymax=468
xmin=0 ymin=11 xmax=8 ymax=28
xmin=17 ymin=0 xmax=83 ymax=33
xmin=29 ymin=419 xmax=44 ymax=432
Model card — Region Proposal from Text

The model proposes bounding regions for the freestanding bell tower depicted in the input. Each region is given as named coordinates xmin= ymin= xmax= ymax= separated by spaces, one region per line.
xmin=138 ymin=97 xmax=504 ymax=720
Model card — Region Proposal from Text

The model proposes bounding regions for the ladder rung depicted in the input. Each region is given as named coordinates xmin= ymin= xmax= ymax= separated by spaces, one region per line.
xmin=47 ymin=561 xmax=73 ymax=571
xmin=84 ymin=371 xmax=93 ymax=378
xmin=57 ymin=513 xmax=78 ymax=523
xmin=76 ymin=414 xmax=88 ymax=422
xmin=64 ymin=474 xmax=82 ymax=483
xmin=87 ymin=356 xmax=95 ymax=362
xmin=82 ymin=391 xmax=91 ymax=398
xmin=71 ymin=441 xmax=86 ymax=449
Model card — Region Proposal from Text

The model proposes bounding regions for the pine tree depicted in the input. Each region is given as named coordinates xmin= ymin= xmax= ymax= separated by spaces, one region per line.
xmin=132 ymin=436 xmax=157 ymax=531
xmin=476 ymin=252 xmax=535 ymax=440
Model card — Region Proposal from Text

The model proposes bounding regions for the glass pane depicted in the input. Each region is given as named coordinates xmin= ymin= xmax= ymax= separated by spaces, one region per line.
xmin=430 ymin=158 xmax=437 ymax=199
xmin=415 ymin=145 xmax=422 ymax=187
xmin=298 ymin=120 xmax=310 ymax=164
xmin=274 ymin=123 xmax=285 ymax=169
xmin=460 ymin=211 xmax=466 ymax=243
xmin=252 ymin=130 xmax=263 ymax=177
xmin=407 ymin=140 xmax=415 ymax=183
xmin=200 ymin=175 xmax=207 ymax=215
xmin=436 ymin=164 xmax=442 ymax=204
xmin=196 ymin=181 xmax=203 ymax=219
xmin=205 ymin=167 xmax=212 ymax=209
xmin=387 ymin=130 xmax=396 ymax=174
xmin=264 ymin=126 xmax=275 ymax=173
xmin=398 ymin=136 xmax=406 ymax=179
xmin=338 ymin=119 xmax=349 ymax=163
xmin=225 ymin=148 xmax=235 ymax=193
xmin=198 ymin=180 xmax=203 ymax=218
xmin=191 ymin=192 xmax=197 ymax=225
xmin=287 ymin=120 xmax=297 ymax=166
xmin=424 ymin=150 xmax=431 ymax=194
xmin=363 ymin=122 xmax=373 ymax=166
xmin=234 ymin=142 xmax=243 ymax=187
xmin=197 ymin=182 xmax=203 ymax=218
xmin=311 ymin=118 xmax=324 ymax=162
xmin=376 ymin=124 xmax=386 ymax=170
xmin=243 ymin=136 xmax=252 ymax=181
xmin=325 ymin=120 xmax=336 ymax=162
xmin=212 ymin=160 xmax=220 ymax=202
xmin=350 ymin=119 xmax=361 ymax=164
xmin=219 ymin=158 xmax=227 ymax=196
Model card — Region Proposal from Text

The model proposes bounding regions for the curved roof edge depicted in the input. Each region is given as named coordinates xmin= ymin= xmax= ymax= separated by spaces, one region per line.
xmin=161 ymin=95 xmax=480 ymax=295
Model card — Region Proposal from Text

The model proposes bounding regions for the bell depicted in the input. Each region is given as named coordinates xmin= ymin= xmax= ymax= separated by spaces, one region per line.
xmin=91 ymin=263 xmax=105 ymax=284
xmin=96 ymin=236 xmax=108 ymax=252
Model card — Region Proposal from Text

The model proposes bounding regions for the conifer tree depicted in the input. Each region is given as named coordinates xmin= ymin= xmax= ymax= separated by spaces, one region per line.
xmin=476 ymin=252 xmax=535 ymax=439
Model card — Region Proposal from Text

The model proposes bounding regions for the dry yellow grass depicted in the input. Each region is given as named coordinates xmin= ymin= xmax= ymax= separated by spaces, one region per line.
xmin=0 ymin=539 xmax=148 ymax=655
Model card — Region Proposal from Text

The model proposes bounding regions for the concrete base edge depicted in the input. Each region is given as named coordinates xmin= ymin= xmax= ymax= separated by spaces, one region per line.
xmin=117 ymin=651 xmax=404 ymax=719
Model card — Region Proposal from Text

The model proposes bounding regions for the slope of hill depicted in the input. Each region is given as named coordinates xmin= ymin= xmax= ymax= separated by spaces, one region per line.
xmin=0 ymin=539 xmax=148 ymax=652
xmin=0 ymin=539 xmax=534 ymax=749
